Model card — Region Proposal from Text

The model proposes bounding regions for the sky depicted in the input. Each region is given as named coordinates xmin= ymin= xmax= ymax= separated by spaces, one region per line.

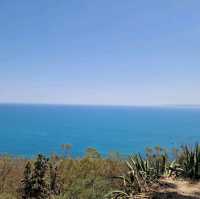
xmin=0 ymin=0 xmax=200 ymax=106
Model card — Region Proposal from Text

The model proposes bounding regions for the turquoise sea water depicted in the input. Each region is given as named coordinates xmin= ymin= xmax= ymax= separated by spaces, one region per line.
xmin=0 ymin=104 xmax=200 ymax=157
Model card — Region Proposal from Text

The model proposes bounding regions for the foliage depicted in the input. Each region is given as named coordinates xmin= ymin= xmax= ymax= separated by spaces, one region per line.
xmin=49 ymin=162 xmax=62 ymax=195
xmin=0 ymin=156 xmax=25 ymax=198
xmin=105 ymin=147 xmax=169 ymax=199
xmin=0 ymin=144 xmax=199 ymax=198
xmin=21 ymin=161 xmax=32 ymax=199
xmin=21 ymin=154 xmax=50 ymax=199
xmin=0 ymin=193 xmax=17 ymax=199
xmin=177 ymin=143 xmax=200 ymax=179
xmin=58 ymin=155 xmax=125 ymax=199
xmin=85 ymin=147 xmax=101 ymax=159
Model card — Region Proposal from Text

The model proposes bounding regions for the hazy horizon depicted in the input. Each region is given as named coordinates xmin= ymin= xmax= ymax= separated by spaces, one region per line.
xmin=1 ymin=102 xmax=200 ymax=108
xmin=1 ymin=1 xmax=200 ymax=105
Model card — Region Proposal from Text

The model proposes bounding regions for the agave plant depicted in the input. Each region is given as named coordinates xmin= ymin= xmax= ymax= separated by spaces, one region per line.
xmin=105 ymin=153 xmax=167 ymax=199
xmin=165 ymin=160 xmax=183 ymax=177
xmin=104 ymin=159 xmax=144 ymax=198
xmin=178 ymin=143 xmax=200 ymax=179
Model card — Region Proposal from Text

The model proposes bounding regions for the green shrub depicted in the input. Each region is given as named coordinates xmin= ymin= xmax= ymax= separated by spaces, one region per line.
xmin=177 ymin=143 xmax=200 ymax=179
xmin=105 ymin=147 xmax=169 ymax=199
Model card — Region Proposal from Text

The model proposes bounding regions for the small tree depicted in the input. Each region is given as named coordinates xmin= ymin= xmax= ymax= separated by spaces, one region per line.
xmin=49 ymin=162 xmax=62 ymax=195
xmin=21 ymin=161 xmax=32 ymax=199
xmin=21 ymin=155 xmax=50 ymax=199
xmin=31 ymin=154 xmax=49 ymax=199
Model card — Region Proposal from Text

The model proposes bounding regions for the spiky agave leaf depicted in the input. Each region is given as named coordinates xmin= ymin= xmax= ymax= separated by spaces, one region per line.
xmin=104 ymin=190 xmax=131 ymax=199
xmin=178 ymin=143 xmax=200 ymax=179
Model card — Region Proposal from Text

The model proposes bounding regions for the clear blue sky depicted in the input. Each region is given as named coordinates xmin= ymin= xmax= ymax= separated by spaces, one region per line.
xmin=0 ymin=0 xmax=200 ymax=105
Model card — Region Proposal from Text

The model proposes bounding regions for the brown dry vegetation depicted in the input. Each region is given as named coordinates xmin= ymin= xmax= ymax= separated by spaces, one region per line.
xmin=0 ymin=144 xmax=200 ymax=199
xmin=0 ymin=153 xmax=126 ymax=199
xmin=0 ymin=156 xmax=26 ymax=198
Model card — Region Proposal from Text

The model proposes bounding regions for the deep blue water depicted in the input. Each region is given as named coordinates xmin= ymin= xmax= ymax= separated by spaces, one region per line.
xmin=0 ymin=104 xmax=200 ymax=157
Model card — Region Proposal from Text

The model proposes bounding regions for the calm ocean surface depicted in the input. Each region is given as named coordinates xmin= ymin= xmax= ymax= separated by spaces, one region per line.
xmin=0 ymin=104 xmax=200 ymax=157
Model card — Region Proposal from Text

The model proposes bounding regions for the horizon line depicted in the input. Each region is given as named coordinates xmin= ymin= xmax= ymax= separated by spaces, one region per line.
xmin=0 ymin=102 xmax=200 ymax=108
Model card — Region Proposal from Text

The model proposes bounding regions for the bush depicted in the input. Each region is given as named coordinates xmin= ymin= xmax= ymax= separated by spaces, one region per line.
xmin=177 ymin=143 xmax=200 ymax=179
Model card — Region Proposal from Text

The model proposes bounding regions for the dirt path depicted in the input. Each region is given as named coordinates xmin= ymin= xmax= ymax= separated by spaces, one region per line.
xmin=152 ymin=178 xmax=200 ymax=198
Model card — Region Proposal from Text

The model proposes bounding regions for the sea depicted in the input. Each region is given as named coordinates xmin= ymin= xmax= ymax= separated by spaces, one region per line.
xmin=0 ymin=104 xmax=200 ymax=157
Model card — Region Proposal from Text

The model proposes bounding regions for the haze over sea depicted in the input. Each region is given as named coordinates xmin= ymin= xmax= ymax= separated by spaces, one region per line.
xmin=0 ymin=104 xmax=200 ymax=157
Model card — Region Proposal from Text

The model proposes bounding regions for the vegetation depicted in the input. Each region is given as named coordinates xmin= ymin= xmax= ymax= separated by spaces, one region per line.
xmin=0 ymin=144 xmax=199 ymax=198
xmin=21 ymin=154 xmax=50 ymax=199
xmin=105 ymin=143 xmax=200 ymax=199
xmin=177 ymin=143 xmax=200 ymax=179
xmin=105 ymin=147 xmax=169 ymax=198
xmin=0 ymin=148 xmax=125 ymax=199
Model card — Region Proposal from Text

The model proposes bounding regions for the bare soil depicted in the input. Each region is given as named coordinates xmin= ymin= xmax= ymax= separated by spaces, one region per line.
xmin=150 ymin=178 xmax=200 ymax=199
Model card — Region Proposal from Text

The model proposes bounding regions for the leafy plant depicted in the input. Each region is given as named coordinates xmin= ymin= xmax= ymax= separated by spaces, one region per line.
xmin=21 ymin=154 xmax=50 ymax=199
xmin=21 ymin=161 xmax=32 ymax=199
xmin=177 ymin=143 xmax=200 ymax=179
xmin=105 ymin=148 xmax=169 ymax=199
